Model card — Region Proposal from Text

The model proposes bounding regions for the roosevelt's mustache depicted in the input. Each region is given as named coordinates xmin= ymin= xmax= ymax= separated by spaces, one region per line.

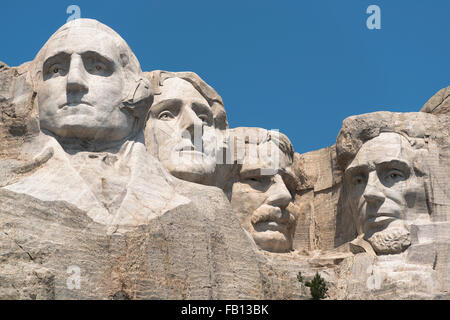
xmin=251 ymin=204 xmax=296 ymax=226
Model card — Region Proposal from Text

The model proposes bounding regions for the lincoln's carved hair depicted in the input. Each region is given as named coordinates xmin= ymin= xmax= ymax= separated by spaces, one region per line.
xmin=32 ymin=19 xmax=153 ymax=119
xmin=146 ymin=70 xmax=228 ymax=130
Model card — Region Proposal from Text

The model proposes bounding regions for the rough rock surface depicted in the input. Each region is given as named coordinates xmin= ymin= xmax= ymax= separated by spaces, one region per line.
xmin=421 ymin=86 xmax=450 ymax=115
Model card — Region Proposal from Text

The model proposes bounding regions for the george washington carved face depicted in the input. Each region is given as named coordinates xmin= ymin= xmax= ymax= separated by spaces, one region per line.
xmin=34 ymin=19 xmax=151 ymax=142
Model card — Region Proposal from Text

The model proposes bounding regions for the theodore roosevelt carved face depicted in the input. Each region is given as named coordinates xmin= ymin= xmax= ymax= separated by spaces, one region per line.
xmin=34 ymin=19 xmax=151 ymax=143
xmin=228 ymin=128 xmax=297 ymax=253
xmin=344 ymin=132 xmax=429 ymax=255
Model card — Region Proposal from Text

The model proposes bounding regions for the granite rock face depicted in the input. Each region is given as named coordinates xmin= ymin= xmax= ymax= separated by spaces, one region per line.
xmin=1 ymin=18 xmax=450 ymax=299
xmin=421 ymin=87 xmax=450 ymax=115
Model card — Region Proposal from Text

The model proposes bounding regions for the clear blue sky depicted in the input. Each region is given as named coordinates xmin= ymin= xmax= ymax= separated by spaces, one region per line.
xmin=1 ymin=0 xmax=449 ymax=154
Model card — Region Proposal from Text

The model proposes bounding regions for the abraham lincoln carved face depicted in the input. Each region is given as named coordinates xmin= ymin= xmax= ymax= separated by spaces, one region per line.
xmin=344 ymin=132 xmax=429 ymax=255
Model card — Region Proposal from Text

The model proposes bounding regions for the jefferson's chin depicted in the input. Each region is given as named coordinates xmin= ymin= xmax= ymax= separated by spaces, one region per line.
xmin=365 ymin=225 xmax=411 ymax=255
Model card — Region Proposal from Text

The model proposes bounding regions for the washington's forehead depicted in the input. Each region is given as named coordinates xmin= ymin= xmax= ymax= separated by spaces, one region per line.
xmin=350 ymin=133 xmax=413 ymax=167
xmin=157 ymin=78 xmax=208 ymax=103
xmin=42 ymin=28 xmax=120 ymax=62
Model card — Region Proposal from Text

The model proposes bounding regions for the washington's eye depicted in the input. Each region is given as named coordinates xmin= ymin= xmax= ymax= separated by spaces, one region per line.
xmin=53 ymin=67 xmax=59 ymax=73
xmin=158 ymin=111 xmax=175 ymax=120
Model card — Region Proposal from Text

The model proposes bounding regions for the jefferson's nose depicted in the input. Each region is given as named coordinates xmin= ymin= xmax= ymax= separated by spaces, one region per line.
xmin=180 ymin=107 xmax=203 ymax=144
xmin=266 ymin=174 xmax=292 ymax=209
xmin=66 ymin=54 xmax=88 ymax=94
xmin=363 ymin=171 xmax=385 ymax=205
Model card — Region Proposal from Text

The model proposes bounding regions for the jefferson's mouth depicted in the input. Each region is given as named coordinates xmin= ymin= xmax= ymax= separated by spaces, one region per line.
xmin=59 ymin=101 xmax=93 ymax=109
xmin=175 ymin=143 xmax=205 ymax=155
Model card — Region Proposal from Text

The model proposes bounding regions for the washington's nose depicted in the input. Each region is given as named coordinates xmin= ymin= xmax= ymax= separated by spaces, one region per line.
xmin=363 ymin=172 xmax=385 ymax=204
xmin=66 ymin=54 xmax=88 ymax=94
xmin=266 ymin=174 xmax=292 ymax=208
xmin=180 ymin=107 xmax=203 ymax=143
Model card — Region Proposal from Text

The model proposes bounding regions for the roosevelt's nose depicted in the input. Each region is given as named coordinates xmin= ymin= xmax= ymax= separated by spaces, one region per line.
xmin=180 ymin=107 xmax=203 ymax=143
xmin=66 ymin=54 xmax=88 ymax=94
xmin=266 ymin=174 xmax=292 ymax=209
xmin=363 ymin=171 xmax=385 ymax=205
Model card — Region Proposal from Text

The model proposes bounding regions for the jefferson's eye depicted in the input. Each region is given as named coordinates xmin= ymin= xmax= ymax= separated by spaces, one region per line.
xmin=386 ymin=170 xmax=404 ymax=181
xmin=352 ymin=175 xmax=365 ymax=185
xmin=198 ymin=114 xmax=209 ymax=124
xmin=158 ymin=111 xmax=175 ymax=120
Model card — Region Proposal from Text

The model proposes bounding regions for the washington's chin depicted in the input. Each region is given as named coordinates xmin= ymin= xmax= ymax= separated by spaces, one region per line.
xmin=252 ymin=229 xmax=292 ymax=253
xmin=40 ymin=119 xmax=133 ymax=141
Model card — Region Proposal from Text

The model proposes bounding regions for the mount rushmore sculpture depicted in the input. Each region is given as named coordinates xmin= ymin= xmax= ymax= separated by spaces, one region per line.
xmin=0 ymin=19 xmax=449 ymax=299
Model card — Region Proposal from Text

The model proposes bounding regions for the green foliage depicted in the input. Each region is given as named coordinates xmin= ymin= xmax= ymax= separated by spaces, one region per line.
xmin=304 ymin=272 xmax=328 ymax=300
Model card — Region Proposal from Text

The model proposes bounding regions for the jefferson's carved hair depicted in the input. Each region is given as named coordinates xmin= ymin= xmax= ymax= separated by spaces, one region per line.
xmin=146 ymin=70 xmax=228 ymax=130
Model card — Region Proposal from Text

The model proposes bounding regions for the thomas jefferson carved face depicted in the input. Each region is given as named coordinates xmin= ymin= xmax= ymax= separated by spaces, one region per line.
xmin=36 ymin=21 xmax=137 ymax=142
xmin=230 ymin=130 xmax=297 ymax=253
xmin=344 ymin=132 xmax=427 ymax=254
xmin=145 ymin=77 xmax=217 ymax=183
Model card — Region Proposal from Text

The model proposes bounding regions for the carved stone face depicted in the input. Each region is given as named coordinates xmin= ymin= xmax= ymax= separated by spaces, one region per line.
xmin=37 ymin=26 xmax=134 ymax=141
xmin=230 ymin=140 xmax=296 ymax=253
xmin=344 ymin=132 xmax=426 ymax=254
xmin=146 ymin=77 xmax=217 ymax=183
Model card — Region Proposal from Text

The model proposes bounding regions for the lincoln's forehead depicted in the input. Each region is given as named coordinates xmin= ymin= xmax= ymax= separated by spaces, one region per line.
xmin=42 ymin=27 xmax=120 ymax=64
xmin=348 ymin=132 xmax=413 ymax=169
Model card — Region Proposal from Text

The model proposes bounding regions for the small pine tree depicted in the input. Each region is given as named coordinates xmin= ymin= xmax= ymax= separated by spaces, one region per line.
xmin=297 ymin=272 xmax=304 ymax=283
xmin=304 ymin=272 xmax=328 ymax=300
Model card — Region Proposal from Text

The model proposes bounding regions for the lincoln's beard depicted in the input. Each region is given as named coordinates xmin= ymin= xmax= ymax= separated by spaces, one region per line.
xmin=365 ymin=225 xmax=411 ymax=255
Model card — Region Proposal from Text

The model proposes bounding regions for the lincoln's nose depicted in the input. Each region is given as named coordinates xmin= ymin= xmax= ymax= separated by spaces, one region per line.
xmin=363 ymin=171 xmax=385 ymax=206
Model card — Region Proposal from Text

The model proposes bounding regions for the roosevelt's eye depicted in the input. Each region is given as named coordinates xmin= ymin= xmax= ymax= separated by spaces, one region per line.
xmin=158 ymin=110 xmax=175 ymax=120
